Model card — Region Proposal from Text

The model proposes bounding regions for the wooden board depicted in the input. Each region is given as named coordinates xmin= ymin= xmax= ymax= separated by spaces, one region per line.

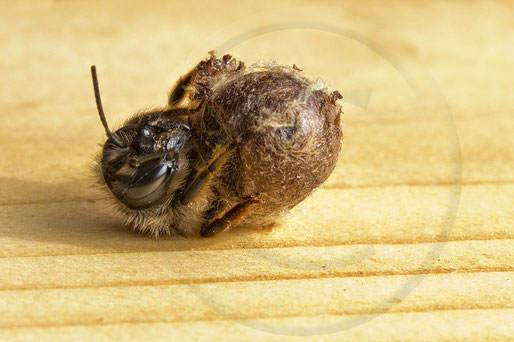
xmin=0 ymin=1 xmax=513 ymax=340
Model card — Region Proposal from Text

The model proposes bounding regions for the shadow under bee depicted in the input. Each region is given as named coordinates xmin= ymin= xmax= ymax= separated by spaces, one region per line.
xmin=0 ymin=178 xmax=194 ymax=253
xmin=0 ymin=177 xmax=286 ymax=254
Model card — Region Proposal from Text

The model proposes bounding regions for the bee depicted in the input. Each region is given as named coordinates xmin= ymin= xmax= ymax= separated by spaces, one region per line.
xmin=92 ymin=53 xmax=343 ymax=238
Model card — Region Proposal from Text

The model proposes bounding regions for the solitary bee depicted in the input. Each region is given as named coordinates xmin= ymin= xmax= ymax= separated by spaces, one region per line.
xmin=93 ymin=53 xmax=343 ymax=238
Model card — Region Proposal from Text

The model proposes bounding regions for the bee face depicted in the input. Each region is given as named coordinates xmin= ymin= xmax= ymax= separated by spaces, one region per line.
xmin=100 ymin=111 xmax=190 ymax=210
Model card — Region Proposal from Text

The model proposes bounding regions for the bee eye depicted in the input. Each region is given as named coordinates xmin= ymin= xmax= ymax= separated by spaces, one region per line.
xmin=125 ymin=163 xmax=169 ymax=200
xmin=142 ymin=127 xmax=152 ymax=137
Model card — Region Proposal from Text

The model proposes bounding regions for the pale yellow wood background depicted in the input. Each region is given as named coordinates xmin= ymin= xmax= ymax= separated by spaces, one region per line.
xmin=1 ymin=0 xmax=513 ymax=341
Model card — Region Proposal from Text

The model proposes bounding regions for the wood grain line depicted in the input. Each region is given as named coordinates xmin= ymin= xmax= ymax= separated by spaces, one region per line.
xmin=1 ymin=238 xmax=513 ymax=259
xmin=0 ymin=306 xmax=511 ymax=330
xmin=1 ymin=309 xmax=512 ymax=342
xmin=0 ymin=268 xmax=512 ymax=292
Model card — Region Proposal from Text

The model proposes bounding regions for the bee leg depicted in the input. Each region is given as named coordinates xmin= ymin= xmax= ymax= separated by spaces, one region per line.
xmin=180 ymin=143 xmax=235 ymax=205
xmin=168 ymin=70 xmax=193 ymax=106
xmin=200 ymin=197 xmax=260 ymax=237
xmin=204 ymin=198 xmax=224 ymax=221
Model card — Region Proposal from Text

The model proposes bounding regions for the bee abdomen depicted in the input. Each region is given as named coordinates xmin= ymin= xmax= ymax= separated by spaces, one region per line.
xmin=192 ymin=59 xmax=343 ymax=227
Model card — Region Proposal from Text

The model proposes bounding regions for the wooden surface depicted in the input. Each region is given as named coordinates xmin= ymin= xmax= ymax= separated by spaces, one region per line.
xmin=1 ymin=1 xmax=513 ymax=341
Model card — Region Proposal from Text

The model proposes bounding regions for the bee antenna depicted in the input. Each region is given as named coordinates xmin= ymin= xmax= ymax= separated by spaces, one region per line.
xmin=90 ymin=65 xmax=125 ymax=148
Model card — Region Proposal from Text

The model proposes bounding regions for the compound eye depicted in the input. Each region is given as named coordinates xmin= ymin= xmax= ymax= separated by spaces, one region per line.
xmin=125 ymin=163 xmax=169 ymax=200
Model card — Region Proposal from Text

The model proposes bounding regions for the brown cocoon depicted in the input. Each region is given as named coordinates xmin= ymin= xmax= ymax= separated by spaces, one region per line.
xmin=190 ymin=56 xmax=343 ymax=228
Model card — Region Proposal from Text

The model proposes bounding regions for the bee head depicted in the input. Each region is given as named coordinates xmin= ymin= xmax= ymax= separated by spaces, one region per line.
xmin=91 ymin=66 xmax=190 ymax=210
